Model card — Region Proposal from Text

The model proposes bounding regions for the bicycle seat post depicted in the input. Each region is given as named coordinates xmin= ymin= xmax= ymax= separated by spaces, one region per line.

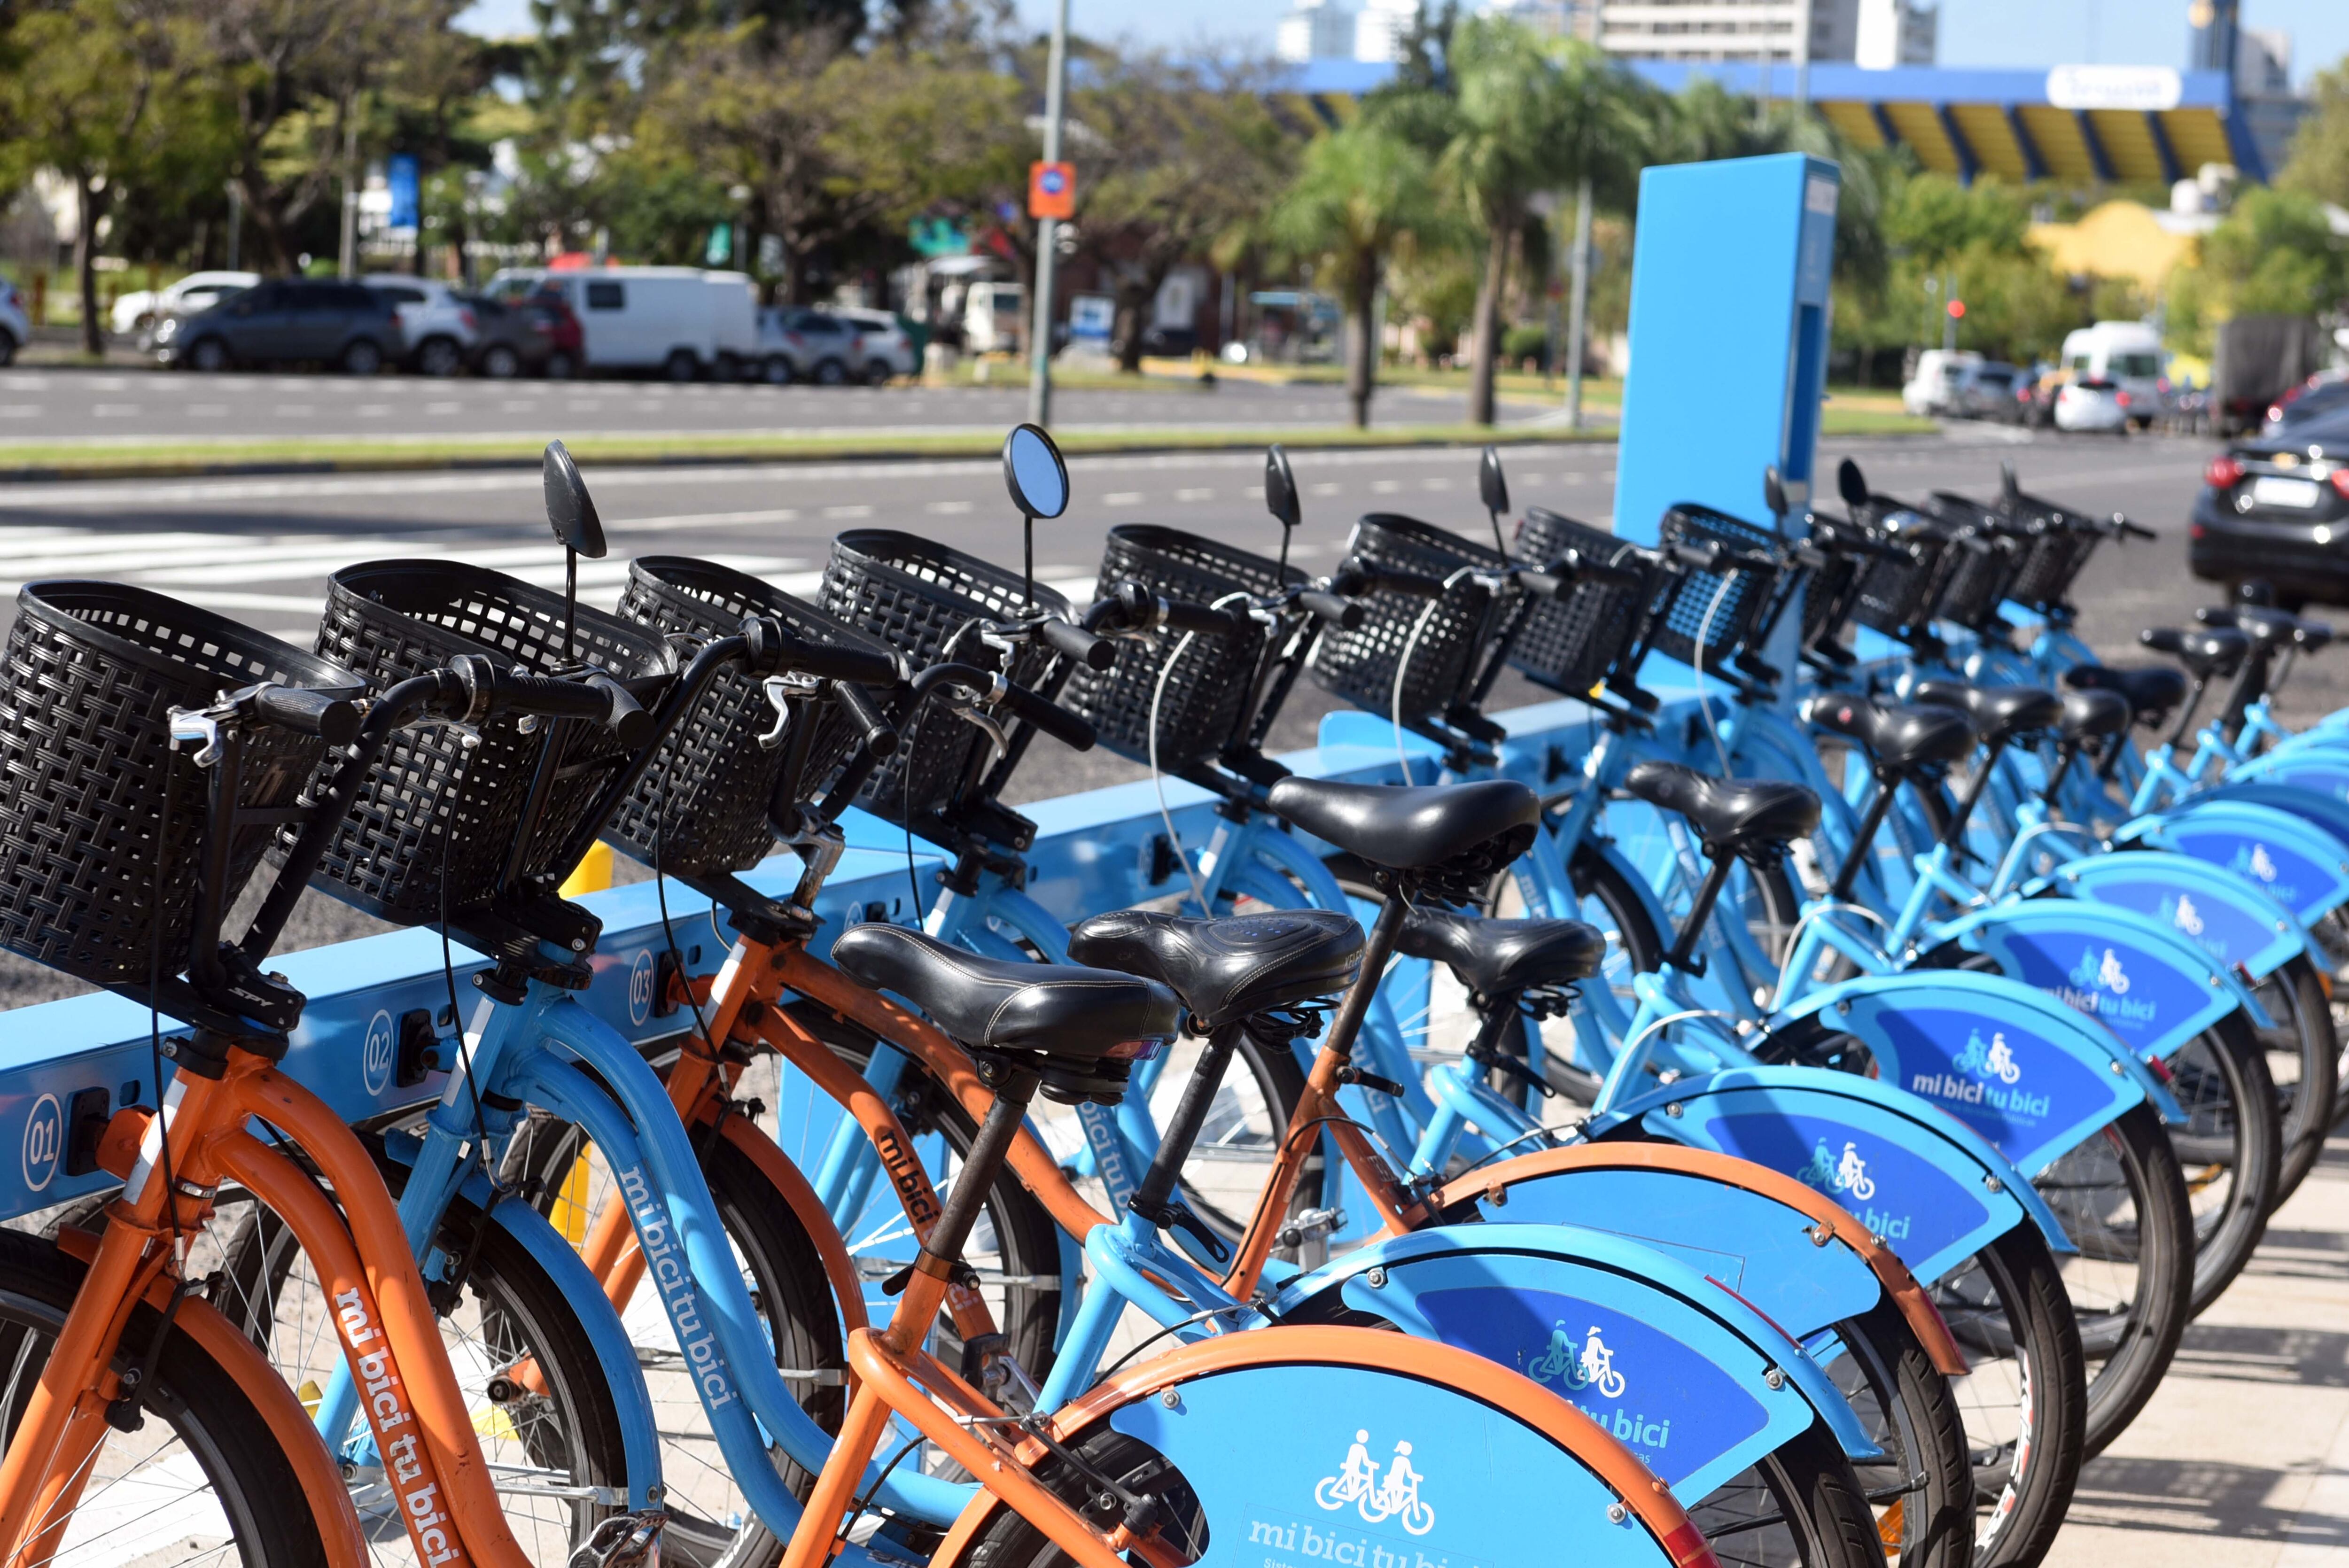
xmin=881 ymin=1056 xmax=1041 ymax=1358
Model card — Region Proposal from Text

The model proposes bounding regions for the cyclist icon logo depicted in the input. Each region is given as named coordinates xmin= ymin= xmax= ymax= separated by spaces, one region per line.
xmin=1954 ymin=1028 xmax=2023 ymax=1085
xmin=2165 ymin=894 xmax=2205 ymax=938
xmin=2233 ymin=843 xmax=2280 ymax=884
xmin=2066 ymin=945 xmax=2131 ymax=995
xmin=1797 ymin=1138 xmax=1875 ymax=1200
xmin=1315 ymin=1431 xmax=1437 ymax=1535
xmin=1529 ymin=1323 xmax=1628 ymax=1399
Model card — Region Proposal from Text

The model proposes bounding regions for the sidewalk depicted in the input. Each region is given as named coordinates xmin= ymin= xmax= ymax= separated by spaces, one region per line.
xmin=2047 ymin=1128 xmax=2349 ymax=1568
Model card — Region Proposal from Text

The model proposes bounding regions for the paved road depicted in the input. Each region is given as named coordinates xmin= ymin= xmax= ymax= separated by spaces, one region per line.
xmin=0 ymin=365 xmax=1556 ymax=442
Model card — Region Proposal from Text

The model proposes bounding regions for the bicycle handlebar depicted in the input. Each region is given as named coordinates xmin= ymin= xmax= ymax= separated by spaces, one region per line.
xmin=1298 ymin=589 xmax=1365 ymax=629
xmin=832 ymin=679 xmax=900 ymax=760
xmin=1087 ymin=582 xmax=1249 ymax=639
xmin=1040 ymin=617 xmax=1114 ymax=670
xmin=742 ymin=614 xmax=899 ymax=688
xmin=1337 ymin=563 xmax=1448 ymax=600
xmin=249 ymin=684 xmax=363 ymax=748
xmin=910 ymin=660 xmax=1097 ymax=753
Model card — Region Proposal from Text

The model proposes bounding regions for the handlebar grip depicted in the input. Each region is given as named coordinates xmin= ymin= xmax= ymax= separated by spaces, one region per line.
xmin=1560 ymin=549 xmax=1645 ymax=590
xmin=1668 ymin=542 xmax=1720 ymax=570
xmin=2121 ymin=520 xmax=2158 ymax=540
xmin=253 ymin=684 xmax=361 ymax=748
xmin=832 ymin=679 xmax=899 ymax=759
xmin=583 ymin=673 xmax=653 ymax=750
xmin=1299 ymin=590 xmax=1364 ymax=630
xmin=797 ymin=639 xmax=898 ymax=687
xmin=1515 ymin=569 xmax=1564 ymax=600
xmin=1041 ymin=618 xmax=1114 ymax=671
xmin=997 ymin=681 xmax=1096 ymax=752
xmin=1160 ymin=598 xmax=1242 ymax=637
xmin=1343 ymin=565 xmax=1447 ymax=599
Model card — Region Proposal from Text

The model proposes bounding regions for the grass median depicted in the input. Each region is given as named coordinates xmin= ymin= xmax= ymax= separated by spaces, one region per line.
xmin=0 ymin=406 xmax=1935 ymax=481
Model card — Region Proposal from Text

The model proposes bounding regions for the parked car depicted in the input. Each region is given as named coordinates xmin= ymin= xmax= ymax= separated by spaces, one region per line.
xmin=360 ymin=276 xmax=476 ymax=376
xmin=1957 ymin=361 xmax=2021 ymax=419
xmin=2266 ymin=373 xmax=2349 ymax=434
xmin=444 ymin=292 xmax=541 ymax=379
xmin=2053 ymin=377 xmax=2130 ymax=433
xmin=757 ymin=306 xmax=861 ymax=385
xmin=110 ymin=271 xmax=259 ymax=337
xmin=491 ymin=266 xmax=757 ymax=379
xmin=0 ymin=277 xmax=27 ymax=366
xmin=1901 ymin=349 xmax=1982 ymax=416
xmin=518 ymin=291 xmax=583 ymax=379
xmin=2190 ymin=406 xmax=2349 ymax=607
xmin=835 ymin=308 xmax=917 ymax=383
xmin=2059 ymin=320 xmax=2166 ymax=426
xmin=155 ymin=277 xmax=402 ymax=374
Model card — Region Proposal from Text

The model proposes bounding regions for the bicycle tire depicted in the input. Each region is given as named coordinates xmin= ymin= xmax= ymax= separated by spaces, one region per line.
xmin=209 ymin=1168 xmax=632 ymax=1566
xmin=1823 ymin=1298 xmax=1972 ymax=1568
xmin=0 ymin=1228 xmax=330 ymax=1568
xmin=2162 ymin=1009 xmax=2280 ymax=1316
xmin=2255 ymin=953 xmax=2337 ymax=1203
xmin=946 ymin=1427 xmax=1206 ymax=1568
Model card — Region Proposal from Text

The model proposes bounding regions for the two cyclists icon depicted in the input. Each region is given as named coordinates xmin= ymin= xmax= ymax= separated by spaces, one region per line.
xmin=1315 ymin=1432 xmax=1436 ymax=1535
xmin=1797 ymin=1138 xmax=1876 ymax=1201
xmin=2066 ymin=945 xmax=2132 ymax=996
xmin=1953 ymin=1027 xmax=2023 ymax=1085
xmin=1527 ymin=1324 xmax=1626 ymax=1399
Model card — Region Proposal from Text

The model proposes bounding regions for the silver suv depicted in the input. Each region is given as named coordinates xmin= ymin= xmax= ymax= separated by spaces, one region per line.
xmin=361 ymin=275 xmax=478 ymax=376
xmin=837 ymin=309 xmax=917 ymax=383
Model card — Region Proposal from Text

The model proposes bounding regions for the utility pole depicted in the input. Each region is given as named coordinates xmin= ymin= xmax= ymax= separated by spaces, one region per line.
xmin=1792 ymin=0 xmax=1814 ymax=116
xmin=225 ymin=181 xmax=242 ymax=272
xmin=1027 ymin=0 xmax=1073 ymax=429
xmin=337 ymin=102 xmax=359 ymax=277
xmin=1564 ymin=176 xmax=1593 ymax=429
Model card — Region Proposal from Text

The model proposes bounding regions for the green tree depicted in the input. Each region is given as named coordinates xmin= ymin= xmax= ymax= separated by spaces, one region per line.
xmin=1266 ymin=114 xmax=1447 ymax=426
xmin=2199 ymin=186 xmax=2349 ymax=319
xmin=2279 ymin=57 xmax=2349 ymax=209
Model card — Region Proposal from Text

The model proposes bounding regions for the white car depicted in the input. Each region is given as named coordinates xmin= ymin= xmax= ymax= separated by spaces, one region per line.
xmin=1901 ymin=349 xmax=1982 ymax=417
xmin=111 ymin=271 xmax=258 ymax=337
xmin=2053 ymin=378 xmax=2129 ymax=434
xmin=360 ymin=276 xmax=476 ymax=377
xmin=837 ymin=308 xmax=918 ymax=382
xmin=0 ymin=276 xmax=27 ymax=365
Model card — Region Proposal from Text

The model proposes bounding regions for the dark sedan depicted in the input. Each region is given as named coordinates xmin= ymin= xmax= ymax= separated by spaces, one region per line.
xmin=2189 ymin=409 xmax=2349 ymax=607
xmin=154 ymin=277 xmax=402 ymax=374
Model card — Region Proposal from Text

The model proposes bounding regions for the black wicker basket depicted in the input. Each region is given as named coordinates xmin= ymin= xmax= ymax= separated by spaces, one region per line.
xmin=303 ymin=561 xmax=677 ymax=927
xmin=1917 ymin=494 xmax=2023 ymax=630
xmin=1997 ymin=492 xmax=2106 ymax=611
xmin=818 ymin=530 xmax=1072 ymax=826
xmin=1509 ymin=507 xmax=1656 ymax=696
xmin=1850 ymin=510 xmax=1962 ymax=637
xmin=0 ymin=582 xmax=364 ymax=989
xmin=1799 ymin=512 xmax=1875 ymax=652
xmin=1060 ymin=527 xmax=1290 ymax=769
xmin=607 ymin=557 xmax=895 ymax=887
xmin=1648 ymin=505 xmax=1783 ymax=672
xmin=1310 ymin=513 xmax=1508 ymax=721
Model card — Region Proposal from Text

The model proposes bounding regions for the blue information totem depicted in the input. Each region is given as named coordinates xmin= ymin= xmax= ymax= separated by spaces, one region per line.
xmin=1613 ymin=152 xmax=1839 ymax=547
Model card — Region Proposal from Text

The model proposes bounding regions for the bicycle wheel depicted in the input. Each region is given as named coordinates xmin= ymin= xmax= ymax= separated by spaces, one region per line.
xmin=499 ymin=1112 xmax=846 ymax=1568
xmin=0 ymin=1228 xmax=329 ymax=1567
xmin=1758 ymin=1017 xmax=2189 ymax=1461
xmin=2160 ymin=1010 xmax=2280 ymax=1315
xmin=2250 ymin=953 xmax=2335 ymax=1202
xmin=208 ymin=1167 xmax=630 ymax=1566
xmin=1810 ymin=1299 xmax=1972 ymax=1568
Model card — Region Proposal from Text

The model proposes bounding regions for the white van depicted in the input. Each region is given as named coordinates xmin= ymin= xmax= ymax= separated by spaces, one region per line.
xmin=1901 ymin=349 xmax=1982 ymax=417
xmin=489 ymin=266 xmax=759 ymax=379
xmin=2059 ymin=321 xmax=2167 ymax=425
xmin=961 ymin=282 xmax=1026 ymax=355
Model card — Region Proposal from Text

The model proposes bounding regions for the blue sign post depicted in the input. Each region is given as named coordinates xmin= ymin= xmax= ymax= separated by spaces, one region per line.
xmin=386 ymin=154 xmax=420 ymax=231
xmin=1612 ymin=152 xmax=1839 ymax=546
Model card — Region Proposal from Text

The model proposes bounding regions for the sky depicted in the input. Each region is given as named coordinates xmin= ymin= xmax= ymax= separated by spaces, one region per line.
xmin=453 ymin=0 xmax=2349 ymax=88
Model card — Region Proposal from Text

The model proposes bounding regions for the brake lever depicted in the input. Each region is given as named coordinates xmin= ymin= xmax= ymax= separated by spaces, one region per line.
xmin=756 ymin=672 xmax=822 ymax=752
xmin=168 ymin=705 xmax=227 ymax=768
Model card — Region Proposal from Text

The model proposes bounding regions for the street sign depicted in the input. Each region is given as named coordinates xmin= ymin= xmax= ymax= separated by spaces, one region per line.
xmin=1029 ymin=162 xmax=1075 ymax=222
xmin=386 ymin=154 xmax=420 ymax=232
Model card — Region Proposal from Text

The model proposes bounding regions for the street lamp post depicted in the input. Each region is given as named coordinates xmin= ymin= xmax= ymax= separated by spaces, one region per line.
xmin=1027 ymin=0 xmax=1072 ymax=429
xmin=1564 ymin=175 xmax=1593 ymax=429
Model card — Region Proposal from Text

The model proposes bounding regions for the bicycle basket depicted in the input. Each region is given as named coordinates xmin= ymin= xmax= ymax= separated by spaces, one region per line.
xmin=607 ymin=557 xmax=895 ymax=888
xmin=1998 ymin=491 xmax=2106 ymax=611
xmin=1850 ymin=510 xmax=1960 ymax=637
xmin=1798 ymin=511 xmax=1875 ymax=652
xmin=1647 ymin=505 xmax=1783 ymax=673
xmin=1917 ymin=494 xmax=2023 ymax=630
xmin=1059 ymin=526 xmax=1290 ymax=769
xmin=818 ymin=530 xmax=1072 ymax=827
xmin=1309 ymin=513 xmax=1507 ymax=721
xmin=0 ymin=582 xmax=364 ymax=990
xmin=1509 ymin=507 xmax=1654 ymax=696
xmin=304 ymin=560 xmax=677 ymax=927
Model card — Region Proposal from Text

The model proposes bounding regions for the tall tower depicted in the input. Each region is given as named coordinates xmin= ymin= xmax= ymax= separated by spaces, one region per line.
xmin=2187 ymin=0 xmax=2239 ymax=81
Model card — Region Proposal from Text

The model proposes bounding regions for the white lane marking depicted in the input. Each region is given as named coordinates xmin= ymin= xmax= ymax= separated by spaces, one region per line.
xmin=925 ymin=500 xmax=973 ymax=514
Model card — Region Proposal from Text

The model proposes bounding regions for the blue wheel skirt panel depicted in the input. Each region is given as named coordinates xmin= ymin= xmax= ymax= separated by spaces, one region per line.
xmin=1777 ymin=973 xmax=2159 ymax=1175
xmin=1584 ymin=1066 xmax=2070 ymax=1273
xmin=2043 ymin=854 xmax=2303 ymax=981
xmin=1110 ymin=1361 xmax=1682 ymax=1568
xmin=2131 ymin=793 xmax=2349 ymax=923
xmin=1935 ymin=900 xmax=2258 ymax=1058
xmin=1451 ymin=1167 xmax=1885 ymax=1343
xmin=2230 ymin=750 xmax=2349 ymax=802
xmin=1262 ymin=1224 xmax=1872 ymax=1499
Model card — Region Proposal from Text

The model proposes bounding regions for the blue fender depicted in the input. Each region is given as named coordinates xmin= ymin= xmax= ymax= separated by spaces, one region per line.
xmin=2132 ymin=791 xmax=2349 ymax=924
xmin=1773 ymin=971 xmax=2178 ymax=1173
xmin=1931 ymin=899 xmax=2271 ymax=1062
xmin=2039 ymin=853 xmax=2304 ymax=981
xmin=2228 ymin=746 xmax=2349 ymax=803
xmin=1264 ymin=1223 xmax=1875 ymax=1503
xmin=380 ymin=1131 xmax=665 ymax=1509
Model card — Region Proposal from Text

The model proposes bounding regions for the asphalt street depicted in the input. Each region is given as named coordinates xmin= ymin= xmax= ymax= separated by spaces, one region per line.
xmin=0 ymin=365 xmax=1555 ymax=442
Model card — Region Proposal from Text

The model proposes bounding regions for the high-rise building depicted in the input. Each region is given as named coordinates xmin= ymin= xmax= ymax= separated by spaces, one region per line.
xmin=1592 ymin=0 xmax=1935 ymax=68
xmin=1276 ymin=0 xmax=1359 ymax=63
xmin=1354 ymin=0 xmax=1421 ymax=62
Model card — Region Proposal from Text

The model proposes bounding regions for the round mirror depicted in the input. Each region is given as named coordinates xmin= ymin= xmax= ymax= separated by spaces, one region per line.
xmin=542 ymin=439 xmax=607 ymax=559
xmin=1264 ymin=444 xmax=1300 ymax=531
xmin=1762 ymin=465 xmax=1787 ymax=520
xmin=1836 ymin=457 xmax=1869 ymax=511
xmin=1002 ymin=424 xmax=1070 ymax=519
xmin=1478 ymin=446 xmax=1509 ymax=518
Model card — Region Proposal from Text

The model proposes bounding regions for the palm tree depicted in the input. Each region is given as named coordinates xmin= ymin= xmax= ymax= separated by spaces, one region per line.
xmin=1441 ymin=20 xmax=1652 ymax=425
xmin=1267 ymin=113 xmax=1447 ymax=428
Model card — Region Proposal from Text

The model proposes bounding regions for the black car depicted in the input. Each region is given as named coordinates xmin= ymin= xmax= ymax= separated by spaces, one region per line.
xmin=155 ymin=277 xmax=402 ymax=374
xmin=2189 ymin=407 xmax=2349 ymax=607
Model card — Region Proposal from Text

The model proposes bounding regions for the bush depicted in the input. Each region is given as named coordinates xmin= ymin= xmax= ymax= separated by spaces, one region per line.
xmin=1502 ymin=322 xmax=1550 ymax=366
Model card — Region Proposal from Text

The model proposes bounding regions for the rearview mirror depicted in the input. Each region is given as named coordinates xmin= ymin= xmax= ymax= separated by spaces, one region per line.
xmin=1264 ymin=444 xmax=1300 ymax=531
xmin=1763 ymin=466 xmax=1787 ymax=521
xmin=2000 ymin=459 xmax=2020 ymax=505
xmin=1478 ymin=446 xmax=1510 ymax=556
xmin=542 ymin=440 xmax=607 ymax=559
xmin=1836 ymin=457 xmax=1868 ymax=511
xmin=1002 ymin=423 xmax=1070 ymax=608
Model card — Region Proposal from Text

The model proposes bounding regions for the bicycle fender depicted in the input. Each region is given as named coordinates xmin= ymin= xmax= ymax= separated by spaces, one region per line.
xmin=2127 ymin=793 xmax=2349 ymax=923
xmin=2042 ymin=854 xmax=2302 ymax=982
xmin=1428 ymin=1147 xmax=1968 ymax=1376
xmin=1264 ymin=1224 xmax=1870 ymax=1501
xmin=2228 ymin=748 xmax=2349 ymax=802
xmin=1936 ymin=900 xmax=2269 ymax=1057
xmin=1074 ymin=1326 xmax=1716 ymax=1568
xmin=1584 ymin=1066 xmax=2073 ymax=1277
xmin=380 ymin=1131 xmax=667 ymax=1508
xmin=1774 ymin=972 xmax=2175 ymax=1171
